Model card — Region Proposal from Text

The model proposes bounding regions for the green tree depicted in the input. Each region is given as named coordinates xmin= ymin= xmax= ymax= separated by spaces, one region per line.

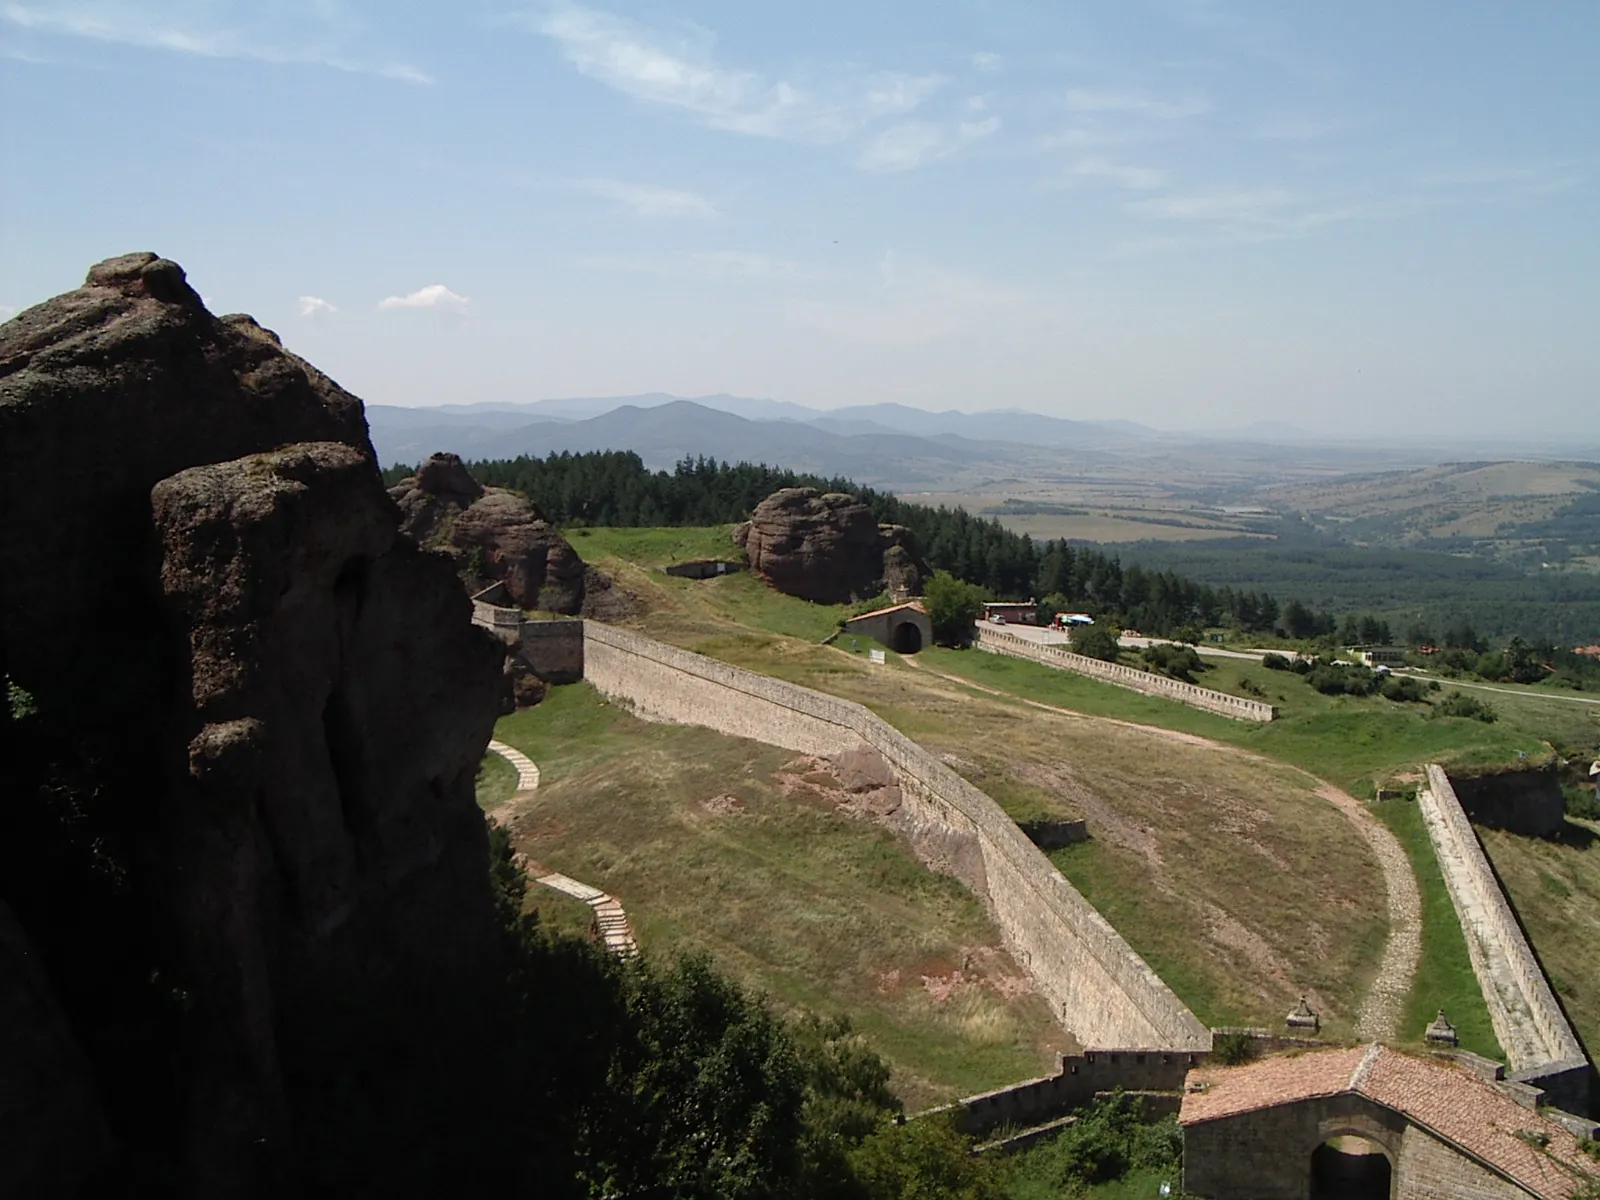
xmin=847 ymin=1116 xmax=1005 ymax=1200
xmin=1070 ymin=622 xmax=1121 ymax=662
xmin=923 ymin=570 xmax=987 ymax=646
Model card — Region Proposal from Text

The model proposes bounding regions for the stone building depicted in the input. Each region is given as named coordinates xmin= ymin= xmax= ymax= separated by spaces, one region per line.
xmin=1180 ymin=1044 xmax=1598 ymax=1199
xmin=843 ymin=601 xmax=931 ymax=654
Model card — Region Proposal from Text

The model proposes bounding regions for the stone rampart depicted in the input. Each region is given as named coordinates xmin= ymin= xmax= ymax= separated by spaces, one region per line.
xmin=471 ymin=598 xmax=522 ymax=630
xmin=1446 ymin=765 xmax=1566 ymax=837
xmin=1418 ymin=765 xmax=1588 ymax=1108
xmin=582 ymin=623 xmax=1211 ymax=1051
xmin=518 ymin=618 xmax=584 ymax=685
xmin=933 ymin=1048 xmax=1203 ymax=1139
xmin=973 ymin=627 xmax=1276 ymax=722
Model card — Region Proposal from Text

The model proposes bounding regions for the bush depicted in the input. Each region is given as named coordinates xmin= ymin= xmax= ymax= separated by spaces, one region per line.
xmin=1005 ymin=1092 xmax=1182 ymax=1193
xmin=1378 ymin=675 xmax=1429 ymax=704
xmin=1305 ymin=663 xmax=1377 ymax=696
xmin=1211 ymin=1031 xmax=1258 ymax=1066
xmin=1431 ymin=690 xmax=1499 ymax=723
xmin=1070 ymin=622 xmax=1121 ymax=662
xmin=1261 ymin=653 xmax=1293 ymax=671
xmin=1564 ymin=784 xmax=1600 ymax=822
xmin=1142 ymin=643 xmax=1206 ymax=682
xmin=847 ymin=1115 xmax=1005 ymax=1200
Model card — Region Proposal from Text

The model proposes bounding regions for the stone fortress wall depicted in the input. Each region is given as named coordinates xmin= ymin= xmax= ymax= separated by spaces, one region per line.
xmin=1418 ymin=765 xmax=1590 ymax=1112
xmin=517 ymin=618 xmax=584 ymax=684
xmin=582 ymin=622 xmax=1212 ymax=1051
xmin=972 ymin=626 xmax=1277 ymax=722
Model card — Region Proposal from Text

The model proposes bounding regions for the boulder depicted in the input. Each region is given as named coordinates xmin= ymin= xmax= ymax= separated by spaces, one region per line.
xmin=388 ymin=452 xmax=588 ymax=613
xmin=734 ymin=487 xmax=929 ymax=604
xmin=0 ymin=257 xmax=511 ymax=1194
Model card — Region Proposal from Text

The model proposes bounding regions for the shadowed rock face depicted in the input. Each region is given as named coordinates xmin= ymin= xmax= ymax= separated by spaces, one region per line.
xmin=388 ymin=452 xmax=588 ymax=613
xmin=733 ymin=487 xmax=928 ymax=604
xmin=0 ymin=257 xmax=509 ymax=1195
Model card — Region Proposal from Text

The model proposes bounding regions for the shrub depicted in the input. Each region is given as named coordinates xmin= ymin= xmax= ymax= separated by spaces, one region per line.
xmin=1261 ymin=653 xmax=1292 ymax=671
xmin=1378 ymin=675 xmax=1429 ymax=704
xmin=1306 ymin=663 xmax=1376 ymax=696
xmin=1070 ymin=622 xmax=1121 ymax=662
xmin=1431 ymin=690 xmax=1498 ymax=723
xmin=924 ymin=571 xmax=987 ymax=647
xmin=1142 ymin=643 xmax=1206 ymax=682
xmin=1564 ymin=785 xmax=1600 ymax=822
xmin=1005 ymin=1092 xmax=1182 ymax=1193
xmin=847 ymin=1115 xmax=1005 ymax=1200
xmin=1211 ymin=1032 xmax=1258 ymax=1066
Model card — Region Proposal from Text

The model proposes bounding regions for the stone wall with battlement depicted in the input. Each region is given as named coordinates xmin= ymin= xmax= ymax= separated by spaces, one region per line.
xmin=519 ymin=618 xmax=583 ymax=684
xmin=582 ymin=622 xmax=1211 ymax=1051
xmin=972 ymin=627 xmax=1277 ymax=722
xmin=1419 ymin=765 xmax=1589 ymax=1111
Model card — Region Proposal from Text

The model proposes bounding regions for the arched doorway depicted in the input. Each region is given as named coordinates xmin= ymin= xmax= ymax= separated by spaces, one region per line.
xmin=1310 ymin=1135 xmax=1392 ymax=1199
xmin=890 ymin=621 xmax=923 ymax=654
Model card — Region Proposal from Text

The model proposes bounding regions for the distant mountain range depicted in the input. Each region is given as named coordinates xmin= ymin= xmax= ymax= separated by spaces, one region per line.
xmin=365 ymin=393 xmax=1600 ymax=485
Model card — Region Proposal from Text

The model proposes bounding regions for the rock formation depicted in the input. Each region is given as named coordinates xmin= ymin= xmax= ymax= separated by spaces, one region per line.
xmin=388 ymin=451 xmax=589 ymax=613
xmin=733 ymin=487 xmax=928 ymax=604
xmin=0 ymin=256 xmax=510 ymax=1195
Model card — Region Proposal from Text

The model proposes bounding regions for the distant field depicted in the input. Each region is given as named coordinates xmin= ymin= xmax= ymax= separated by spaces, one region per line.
xmin=490 ymin=684 xmax=1067 ymax=1109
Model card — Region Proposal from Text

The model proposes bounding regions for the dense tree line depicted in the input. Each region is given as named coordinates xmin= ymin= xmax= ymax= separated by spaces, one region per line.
xmin=386 ymin=451 xmax=1355 ymax=639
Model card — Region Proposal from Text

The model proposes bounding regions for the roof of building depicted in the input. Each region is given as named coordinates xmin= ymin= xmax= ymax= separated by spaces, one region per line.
xmin=1180 ymin=1045 xmax=1597 ymax=1199
xmin=846 ymin=601 xmax=928 ymax=622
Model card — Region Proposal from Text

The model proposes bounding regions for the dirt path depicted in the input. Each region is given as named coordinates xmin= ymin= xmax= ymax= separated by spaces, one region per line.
xmin=902 ymin=655 xmax=1422 ymax=1039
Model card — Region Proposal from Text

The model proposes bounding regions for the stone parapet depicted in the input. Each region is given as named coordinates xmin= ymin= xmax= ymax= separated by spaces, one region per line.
xmin=582 ymin=622 xmax=1211 ymax=1051
xmin=972 ymin=627 xmax=1276 ymax=722
xmin=1418 ymin=765 xmax=1587 ymax=1106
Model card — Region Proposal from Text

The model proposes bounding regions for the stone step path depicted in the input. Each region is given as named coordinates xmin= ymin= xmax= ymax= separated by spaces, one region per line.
xmin=538 ymin=872 xmax=639 ymax=957
xmin=488 ymin=740 xmax=540 ymax=792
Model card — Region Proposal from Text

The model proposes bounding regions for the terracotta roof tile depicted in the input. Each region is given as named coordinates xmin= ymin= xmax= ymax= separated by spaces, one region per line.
xmin=1180 ymin=1046 xmax=1599 ymax=1199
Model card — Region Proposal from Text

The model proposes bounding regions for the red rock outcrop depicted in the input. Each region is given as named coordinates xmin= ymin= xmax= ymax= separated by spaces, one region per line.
xmin=733 ymin=487 xmax=928 ymax=604
xmin=388 ymin=452 xmax=588 ymax=613
xmin=0 ymin=256 xmax=510 ymax=1195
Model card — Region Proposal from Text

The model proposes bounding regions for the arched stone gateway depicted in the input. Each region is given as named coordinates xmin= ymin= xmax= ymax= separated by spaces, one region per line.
xmin=890 ymin=619 xmax=923 ymax=654
xmin=1310 ymin=1135 xmax=1392 ymax=1199
xmin=1180 ymin=1045 xmax=1598 ymax=1199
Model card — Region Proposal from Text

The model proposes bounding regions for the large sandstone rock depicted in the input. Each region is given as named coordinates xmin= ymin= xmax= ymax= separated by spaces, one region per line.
xmin=388 ymin=452 xmax=588 ymax=613
xmin=733 ymin=487 xmax=928 ymax=604
xmin=0 ymin=257 xmax=511 ymax=1195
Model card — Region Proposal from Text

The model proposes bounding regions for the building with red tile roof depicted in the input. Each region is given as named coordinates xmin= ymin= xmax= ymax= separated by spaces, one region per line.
xmin=1180 ymin=1044 xmax=1599 ymax=1198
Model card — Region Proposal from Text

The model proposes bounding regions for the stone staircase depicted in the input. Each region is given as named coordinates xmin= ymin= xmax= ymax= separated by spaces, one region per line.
xmin=537 ymin=872 xmax=638 ymax=957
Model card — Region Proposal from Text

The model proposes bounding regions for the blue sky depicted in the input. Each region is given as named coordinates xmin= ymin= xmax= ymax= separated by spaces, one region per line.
xmin=2 ymin=1 xmax=1595 ymax=434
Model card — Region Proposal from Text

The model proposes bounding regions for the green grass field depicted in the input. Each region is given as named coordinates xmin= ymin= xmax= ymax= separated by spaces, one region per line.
xmin=490 ymin=683 xmax=1067 ymax=1109
xmin=1369 ymin=799 xmax=1501 ymax=1059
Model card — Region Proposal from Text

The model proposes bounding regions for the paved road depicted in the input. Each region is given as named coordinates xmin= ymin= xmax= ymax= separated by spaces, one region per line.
xmin=994 ymin=623 xmax=1600 ymax=707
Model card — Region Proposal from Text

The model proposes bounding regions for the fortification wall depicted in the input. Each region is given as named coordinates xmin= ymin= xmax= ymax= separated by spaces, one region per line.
xmin=1446 ymin=765 xmax=1566 ymax=837
xmin=518 ymin=618 xmax=584 ymax=684
xmin=1418 ymin=766 xmax=1586 ymax=1101
xmin=582 ymin=623 xmax=1211 ymax=1051
xmin=935 ymin=1048 xmax=1203 ymax=1138
xmin=973 ymin=627 xmax=1276 ymax=722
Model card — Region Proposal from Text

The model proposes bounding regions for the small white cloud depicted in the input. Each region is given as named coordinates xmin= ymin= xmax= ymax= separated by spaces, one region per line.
xmin=298 ymin=295 xmax=337 ymax=317
xmin=580 ymin=178 xmax=717 ymax=218
xmin=857 ymin=116 xmax=999 ymax=173
xmin=971 ymin=51 xmax=1002 ymax=72
xmin=1132 ymin=190 xmax=1291 ymax=221
xmin=966 ymin=94 xmax=987 ymax=112
xmin=1063 ymin=88 xmax=1208 ymax=120
xmin=1072 ymin=157 xmax=1167 ymax=190
xmin=378 ymin=284 xmax=469 ymax=313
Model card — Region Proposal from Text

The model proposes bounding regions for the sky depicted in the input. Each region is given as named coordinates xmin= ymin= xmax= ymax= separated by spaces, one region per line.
xmin=2 ymin=1 xmax=1596 ymax=435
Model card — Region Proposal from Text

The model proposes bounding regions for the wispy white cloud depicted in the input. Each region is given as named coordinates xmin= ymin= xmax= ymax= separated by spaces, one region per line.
xmin=1 ymin=2 xmax=430 ymax=83
xmin=1251 ymin=115 xmax=1345 ymax=142
xmin=529 ymin=4 xmax=940 ymax=142
xmin=1414 ymin=162 xmax=1577 ymax=199
xmin=1072 ymin=157 xmax=1167 ymax=190
xmin=579 ymin=178 xmax=717 ymax=218
xmin=856 ymin=116 xmax=1000 ymax=173
xmin=378 ymin=284 xmax=469 ymax=312
xmin=971 ymin=51 xmax=1002 ymax=72
xmin=298 ymin=295 xmax=337 ymax=317
xmin=1062 ymin=87 xmax=1208 ymax=120
xmin=1132 ymin=189 xmax=1291 ymax=221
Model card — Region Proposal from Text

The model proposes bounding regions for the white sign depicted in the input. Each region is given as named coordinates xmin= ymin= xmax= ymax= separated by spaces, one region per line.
xmin=869 ymin=649 xmax=886 ymax=665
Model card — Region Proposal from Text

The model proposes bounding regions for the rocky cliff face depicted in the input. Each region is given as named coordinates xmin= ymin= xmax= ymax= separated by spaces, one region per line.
xmin=0 ymin=256 xmax=510 ymax=1195
xmin=733 ymin=487 xmax=928 ymax=604
xmin=388 ymin=451 xmax=589 ymax=613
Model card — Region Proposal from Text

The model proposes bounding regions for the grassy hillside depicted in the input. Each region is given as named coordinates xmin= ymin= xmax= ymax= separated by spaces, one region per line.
xmin=489 ymin=684 xmax=1067 ymax=1109
xmin=556 ymin=534 xmax=1396 ymax=1038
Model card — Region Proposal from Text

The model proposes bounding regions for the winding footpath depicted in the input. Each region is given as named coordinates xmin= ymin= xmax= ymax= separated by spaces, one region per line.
xmin=901 ymin=656 xmax=1422 ymax=1040
xmin=484 ymin=741 xmax=638 ymax=957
